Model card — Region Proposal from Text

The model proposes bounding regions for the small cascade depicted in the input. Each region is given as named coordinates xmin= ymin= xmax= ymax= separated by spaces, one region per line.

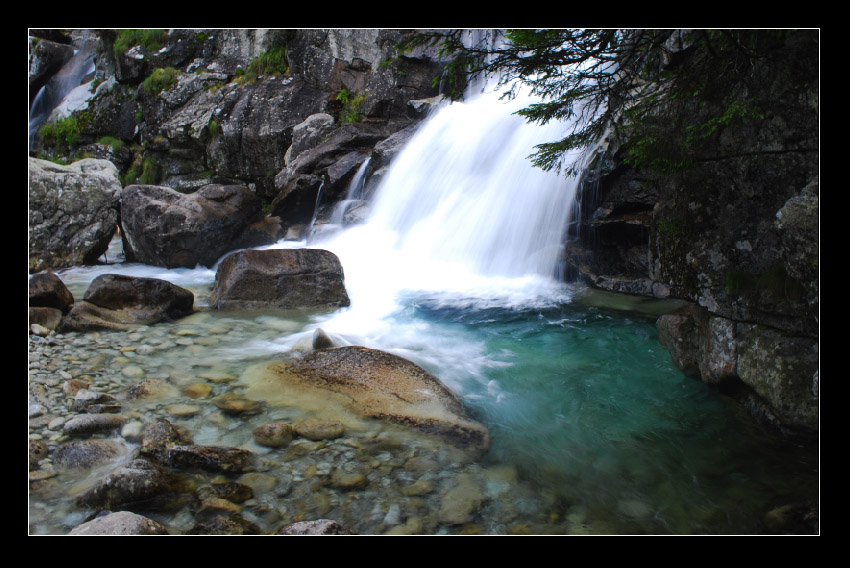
xmin=29 ymin=32 xmax=98 ymax=150
xmin=328 ymin=158 xmax=372 ymax=225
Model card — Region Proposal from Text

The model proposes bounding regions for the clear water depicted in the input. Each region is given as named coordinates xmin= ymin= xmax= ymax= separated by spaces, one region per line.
xmin=31 ymin=84 xmax=817 ymax=534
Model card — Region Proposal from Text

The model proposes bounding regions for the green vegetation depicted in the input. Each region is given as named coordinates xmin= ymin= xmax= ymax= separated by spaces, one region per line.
xmin=398 ymin=29 xmax=816 ymax=176
xmin=207 ymin=119 xmax=220 ymax=139
xmin=233 ymin=45 xmax=290 ymax=85
xmin=38 ymin=116 xmax=79 ymax=153
xmin=122 ymin=155 xmax=161 ymax=186
xmin=336 ymin=89 xmax=368 ymax=123
xmin=113 ymin=29 xmax=170 ymax=56
xmin=144 ymin=67 xmax=179 ymax=95
xmin=195 ymin=32 xmax=210 ymax=43
xmin=97 ymin=136 xmax=124 ymax=152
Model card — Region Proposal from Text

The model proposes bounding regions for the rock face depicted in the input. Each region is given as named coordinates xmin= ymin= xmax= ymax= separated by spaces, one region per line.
xmin=120 ymin=183 xmax=264 ymax=269
xmin=209 ymin=248 xmax=350 ymax=310
xmin=245 ymin=346 xmax=490 ymax=455
xmin=564 ymin=31 xmax=819 ymax=434
xmin=60 ymin=274 xmax=194 ymax=332
xmin=28 ymin=158 xmax=122 ymax=273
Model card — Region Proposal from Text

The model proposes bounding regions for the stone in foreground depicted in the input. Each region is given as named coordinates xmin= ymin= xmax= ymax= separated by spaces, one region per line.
xmin=210 ymin=248 xmax=350 ymax=310
xmin=244 ymin=346 xmax=490 ymax=456
xmin=60 ymin=274 xmax=194 ymax=332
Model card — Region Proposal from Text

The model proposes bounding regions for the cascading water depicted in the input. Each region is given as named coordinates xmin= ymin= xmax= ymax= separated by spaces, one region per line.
xmin=29 ymin=32 xmax=97 ymax=149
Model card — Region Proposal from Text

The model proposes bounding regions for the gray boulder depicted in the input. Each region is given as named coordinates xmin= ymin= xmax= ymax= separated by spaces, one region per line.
xmin=69 ymin=511 xmax=170 ymax=535
xmin=28 ymin=158 xmax=121 ymax=273
xmin=210 ymin=248 xmax=350 ymax=310
xmin=60 ymin=274 xmax=194 ymax=332
xmin=120 ymin=183 xmax=263 ymax=268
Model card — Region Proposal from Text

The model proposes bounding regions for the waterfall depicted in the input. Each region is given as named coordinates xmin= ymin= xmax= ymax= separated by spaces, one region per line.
xmin=29 ymin=32 xmax=97 ymax=150
xmin=299 ymin=85 xmax=581 ymax=359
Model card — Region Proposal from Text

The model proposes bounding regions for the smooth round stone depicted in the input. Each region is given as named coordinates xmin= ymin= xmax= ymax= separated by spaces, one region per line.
xmin=121 ymin=421 xmax=144 ymax=442
xmin=183 ymin=383 xmax=212 ymax=399
xmin=295 ymin=418 xmax=344 ymax=441
xmin=121 ymin=366 xmax=145 ymax=378
xmin=330 ymin=471 xmax=368 ymax=490
xmin=237 ymin=472 xmax=279 ymax=494
xmin=63 ymin=413 xmax=126 ymax=436
xmin=253 ymin=422 xmax=294 ymax=448
xmin=213 ymin=394 xmax=263 ymax=415
xmin=166 ymin=404 xmax=202 ymax=417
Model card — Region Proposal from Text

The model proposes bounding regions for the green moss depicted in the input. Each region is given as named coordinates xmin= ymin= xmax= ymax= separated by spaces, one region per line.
xmin=97 ymin=136 xmax=124 ymax=152
xmin=336 ymin=89 xmax=369 ymax=123
xmin=207 ymin=119 xmax=220 ymax=139
xmin=114 ymin=29 xmax=170 ymax=56
xmin=139 ymin=158 xmax=161 ymax=185
xmin=38 ymin=116 xmax=79 ymax=153
xmin=143 ymin=67 xmax=179 ymax=95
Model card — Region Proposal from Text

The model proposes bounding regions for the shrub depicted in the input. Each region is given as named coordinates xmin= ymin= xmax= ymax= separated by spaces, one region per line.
xmin=38 ymin=116 xmax=79 ymax=153
xmin=336 ymin=89 xmax=368 ymax=123
xmin=97 ymin=136 xmax=124 ymax=152
xmin=114 ymin=29 xmax=170 ymax=56
xmin=144 ymin=67 xmax=179 ymax=95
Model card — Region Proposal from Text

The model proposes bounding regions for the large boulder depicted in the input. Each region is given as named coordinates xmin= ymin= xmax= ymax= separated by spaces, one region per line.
xmin=242 ymin=346 xmax=491 ymax=457
xmin=28 ymin=158 xmax=122 ymax=273
xmin=120 ymin=183 xmax=263 ymax=269
xmin=60 ymin=274 xmax=194 ymax=332
xmin=209 ymin=248 xmax=350 ymax=310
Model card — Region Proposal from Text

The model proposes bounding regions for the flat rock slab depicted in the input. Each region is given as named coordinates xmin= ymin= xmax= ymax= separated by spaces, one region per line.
xmin=244 ymin=346 xmax=490 ymax=456
xmin=210 ymin=248 xmax=350 ymax=310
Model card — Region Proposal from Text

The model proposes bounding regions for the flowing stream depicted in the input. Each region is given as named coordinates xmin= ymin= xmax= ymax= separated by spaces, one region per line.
xmin=30 ymin=88 xmax=818 ymax=535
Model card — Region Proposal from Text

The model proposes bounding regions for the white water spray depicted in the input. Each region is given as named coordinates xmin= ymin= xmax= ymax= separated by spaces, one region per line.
xmin=293 ymin=88 xmax=581 ymax=381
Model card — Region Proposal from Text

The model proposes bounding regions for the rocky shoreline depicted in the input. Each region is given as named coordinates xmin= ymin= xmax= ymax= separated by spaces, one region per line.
xmin=28 ymin=305 xmax=521 ymax=535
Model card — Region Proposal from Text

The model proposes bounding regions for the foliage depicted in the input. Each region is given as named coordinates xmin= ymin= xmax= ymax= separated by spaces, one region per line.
xmin=113 ymin=29 xmax=170 ymax=56
xmin=207 ymin=119 xmax=220 ymax=139
xmin=336 ymin=89 xmax=369 ymax=123
xmin=144 ymin=67 xmax=179 ymax=95
xmin=397 ymin=29 xmax=815 ymax=176
xmin=97 ymin=136 xmax=124 ymax=152
xmin=38 ymin=116 xmax=79 ymax=153
xmin=234 ymin=45 xmax=289 ymax=85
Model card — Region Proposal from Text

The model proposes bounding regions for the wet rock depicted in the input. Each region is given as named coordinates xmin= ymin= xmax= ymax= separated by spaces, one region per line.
xmin=29 ymin=438 xmax=48 ymax=470
xmin=183 ymin=383 xmax=212 ymax=399
xmin=212 ymin=394 xmax=263 ymax=415
xmin=295 ymin=418 xmax=344 ymax=441
xmin=126 ymin=378 xmax=179 ymax=400
xmin=438 ymin=474 xmax=488 ymax=525
xmin=29 ymin=271 xmax=74 ymax=313
xmin=54 ymin=439 xmax=126 ymax=469
xmin=253 ymin=422 xmax=294 ymax=447
xmin=77 ymin=458 xmax=193 ymax=510
xmin=68 ymin=511 xmax=171 ymax=535
xmin=29 ymin=307 xmax=63 ymax=334
xmin=187 ymin=515 xmax=262 ymax=535
xmin=273 ymin=519 xmax=356 ymax=535
xmin=161 ymin=445 xmax=255 ymax=473
xmin=71 ymin=389 xmax=121 ymax=413
xmin=61 ymin=274 xmax=194 ymax=332
xmin=197 ymin=480 xmax=254 ymax=503
xmin=209 ymin=248 xmax=350 ymax=310
xmin=28 ymin=158 xmax=121 ymax=273
xmin=248 ymin=347 xmax=490 ymax=456
xmin=63 ymin=413 xmax=125 ymax=437
xmin=330 ymin=470 xmax=368 ymax=490
xmin=140 ymin=418 xmax=193 ymax=458
xmin=120 ymin=183 xmax=263 ymax=269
